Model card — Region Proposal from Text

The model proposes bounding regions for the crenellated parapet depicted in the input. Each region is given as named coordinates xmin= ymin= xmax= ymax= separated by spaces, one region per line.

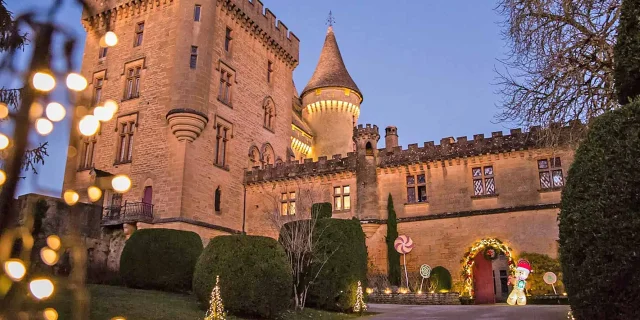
xmin=378 ymin=123 xmax=582 ymax=168
xmin=353 ymin=124 xmax=380 ymax=142
xmin=245 ymin=153 xmax=356 ymax=184
xmin=82 ymin=0 xmax=174 ymax=29
xmin=218 ymin=0 xmax=300 ymax=68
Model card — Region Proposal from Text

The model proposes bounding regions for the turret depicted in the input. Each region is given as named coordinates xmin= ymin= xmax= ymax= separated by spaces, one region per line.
xmin=353 ymin=124 xmax=380 ymax=219
xmin=385 ymin=126 xmax=399 ymax=151
xmin=301 ymin=26 xmax=362 ymax=159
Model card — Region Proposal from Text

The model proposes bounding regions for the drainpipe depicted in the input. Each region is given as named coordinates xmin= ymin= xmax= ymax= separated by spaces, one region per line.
xmin=242 ymin=184 xmax=247 ymax=235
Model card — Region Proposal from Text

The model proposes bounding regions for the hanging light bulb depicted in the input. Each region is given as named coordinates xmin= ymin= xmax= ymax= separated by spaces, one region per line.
xmin=112 ymin=175 xmax=132 ymax=193
xmin=29 ymin=278 xmax=55 ymax=300
xmin=104 ymin=31 xmax=118 ymax=47
xmin=0 ymin=133 xmax=9 ymax=150
xmin=46 ymin=102 xmax=66 ymax=122
xmin=79 ymin=115 xmax=100 ymax=136
xmin=66 ymin=73 xmax=88 ymax=91
xmin=36 ymin=118 xmax=54 ymax=136
xmin=32 ymin=72 xmax=56 ymax=92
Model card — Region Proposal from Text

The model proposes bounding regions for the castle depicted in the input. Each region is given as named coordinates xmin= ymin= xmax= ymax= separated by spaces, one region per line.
xmin=63 ymin=0 xmax=574 ymax=303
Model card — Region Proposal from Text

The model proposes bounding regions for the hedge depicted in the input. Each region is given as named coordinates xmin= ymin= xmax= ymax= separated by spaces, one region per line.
xmin=192 ymin=235 xmax=291 ymax=318
xmin=559 ymin=100 xmax=640 ymax=319
xmin=311 ymin=202 xmax=332 ymax=220
xmin=518 ymin=252 xmax=563 ymax=295
xmin=120 ymin=228 xmax=203 ymax=292
xmin=305 ymin=218 xmax=368 ymax=311
xmin=430 ymin=266 xmax=452 ymax=292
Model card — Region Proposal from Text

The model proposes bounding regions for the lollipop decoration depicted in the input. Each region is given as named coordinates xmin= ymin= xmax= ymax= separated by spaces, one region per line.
xmin=394 ymin=235 xmax=414 ymax=289
xmin=419 ymin=264 xmax=431 ymax=293
xmin=543 ymin=272 xmax=558 ymax=295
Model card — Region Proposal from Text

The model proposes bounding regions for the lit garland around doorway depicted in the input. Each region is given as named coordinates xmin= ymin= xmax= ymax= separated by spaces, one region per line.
xmin=460 ymin=238 xmax=516 ymax=298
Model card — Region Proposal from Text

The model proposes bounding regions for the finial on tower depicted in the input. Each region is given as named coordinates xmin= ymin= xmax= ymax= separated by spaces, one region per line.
xmin=326 ymin=11 xmax=335 ymax=27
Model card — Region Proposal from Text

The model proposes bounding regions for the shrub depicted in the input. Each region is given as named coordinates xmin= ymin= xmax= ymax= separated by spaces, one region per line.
xmin=559 ymin=100 xmax=640 ymax=319
xmin=430 ymin=266 xmax=452 ymax=292
xmin=120 ymin=228 xmax=203 ymax=292
xmin=311 ymin=202 xmax=332 ymax=220
xmin=385 ymin=194 xmax=401 ymax=286
xmin=192 ymin=235 xmax=291 ymax=318
xmin=306 ymin=218 xmax=368 ymax=311
xmin=614 ymin=0 xmax=640 ymax=104
xmin=518 ymin=252 xmax=563 ymax=295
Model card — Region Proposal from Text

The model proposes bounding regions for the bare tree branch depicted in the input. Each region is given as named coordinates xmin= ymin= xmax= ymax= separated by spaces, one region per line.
xmin=495 ymin=0 xmax=621 ymax=145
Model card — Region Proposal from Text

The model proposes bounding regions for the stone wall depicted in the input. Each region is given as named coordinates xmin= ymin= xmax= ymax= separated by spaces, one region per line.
xmin=368 ymin=292 xmax=461 ymax=305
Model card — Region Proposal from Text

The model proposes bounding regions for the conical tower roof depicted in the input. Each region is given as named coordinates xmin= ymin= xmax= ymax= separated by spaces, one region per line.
xmin=302 ymin=26 xmax=362 ymax=99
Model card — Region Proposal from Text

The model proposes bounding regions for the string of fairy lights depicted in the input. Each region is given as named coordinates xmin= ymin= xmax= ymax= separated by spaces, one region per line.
xmin=0 ymin=3 xmax=136 ymax=317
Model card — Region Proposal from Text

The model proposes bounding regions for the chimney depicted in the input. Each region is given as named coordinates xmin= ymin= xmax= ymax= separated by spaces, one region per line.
xmin=385 ymin=126 xmax=398 ymax=151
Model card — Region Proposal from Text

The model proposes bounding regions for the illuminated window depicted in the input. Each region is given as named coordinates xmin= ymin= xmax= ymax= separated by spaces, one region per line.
xmin=472 ymin=166 xmax=496 ymax=196
xmin=538 ymin=157 xmax=564 ymax=189
xmin=333 ymin=186 xmax=351 ymax=211
xmin=134 ymin=22 xmax=144 ymax=47
xmin=406 ymin=174 xmax=427 ymax=203
xmin=281 ymin=192 xmax=296 ymax=216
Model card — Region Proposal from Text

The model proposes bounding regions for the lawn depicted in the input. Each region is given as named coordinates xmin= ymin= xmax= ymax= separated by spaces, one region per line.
xmin=47 ymin=284 xmax=369 ymax=320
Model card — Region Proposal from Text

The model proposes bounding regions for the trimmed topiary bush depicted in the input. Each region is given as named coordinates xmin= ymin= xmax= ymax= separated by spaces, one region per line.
xmin=306 ymin=218 xmax=368 ymax=311
xmin=430 ymin=266 xmax=452 ymax=292
xmin=518 ymin=252 xmax=564 ymax=295
xmin=559 ymin=100 xmax=640 ymax=319
xmin=614 ymin=0 xmax=640 ymax=104
xmin=120 ymin=228 xmax=203 ymax=292
xmin=193 ymin=235 xmax=291 ymax=319
xmin=311 ymin=202 xmax=332 ymax=220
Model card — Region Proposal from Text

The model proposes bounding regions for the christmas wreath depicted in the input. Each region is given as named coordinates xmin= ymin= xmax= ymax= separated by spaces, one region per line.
xmin=483 ymin=247 xmax=499 ymax=260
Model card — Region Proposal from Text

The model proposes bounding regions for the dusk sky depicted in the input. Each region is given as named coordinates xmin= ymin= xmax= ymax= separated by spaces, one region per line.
xmin=5 ymin=0 xmax=511 ymax=197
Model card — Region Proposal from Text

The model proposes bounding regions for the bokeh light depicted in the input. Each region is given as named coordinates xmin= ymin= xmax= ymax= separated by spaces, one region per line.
xmin=46 ymin=102 xmax=66 ymax=122
xmin=36 ymin=118 xmax=54 ymax=135
xmin=29 ymin=278 xmax=55 ymax=300
xmin=0 ymin=170 xmax=6 ymax=185
xmin=43 ymin=308 xmax=58 ymax=320
xmin=4 ymin=259 xmax=26 ymax=281
xmin=93 ymin=106 xmax=114 ymax=122
xmin=0 ymin=134 xmax=9 ymax=150
xmin=0 ymin=103 xmax=8 ymax=119
xmin=79 ymin=115 xmax=100 ymax=136
xmin=112 ymin=175 xmax=132 ymax=193
xmin=104 ymin=99 xmax=119 ymax=114
xmin=88 ymin=186 xmax=103 ymax=202
xmin=40 ymin=247 xmax=59 ymax=266
xmin=66 ymin=73 xmax=88 ymax=91
xmin=46 ymin=235 xmax=61 ymax=251
xmin=32 ymin=72 xmax=56 ymax=92
xmin=63 ymin=190 xmax=79 ymax=205
xmin=105 ymin=31 xmax=118 ymax=47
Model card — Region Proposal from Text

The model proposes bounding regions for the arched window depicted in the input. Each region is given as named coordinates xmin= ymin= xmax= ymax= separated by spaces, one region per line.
xmin=263 ymin=97 xmax=276 ymax=131
xmin=214 ymin=186 xmax=221 ymax=212
xmin=366 ymin=142 xmax=374 ymax=156
xmin=262 ymin=143 xmax=275 ymax=166
xmin=143 ymin=186 xmax=153 ymax=204
xmin=248 ymin=146 xmax=261 ymax=169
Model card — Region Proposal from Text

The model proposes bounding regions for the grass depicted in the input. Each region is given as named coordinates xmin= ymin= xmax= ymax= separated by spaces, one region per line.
xmin=46 ymin=284 xmax=371 ymax=320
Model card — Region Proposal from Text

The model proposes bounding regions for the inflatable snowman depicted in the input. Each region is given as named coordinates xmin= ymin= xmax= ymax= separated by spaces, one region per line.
xmin=507 ymin=259 xmax=532 ymax=306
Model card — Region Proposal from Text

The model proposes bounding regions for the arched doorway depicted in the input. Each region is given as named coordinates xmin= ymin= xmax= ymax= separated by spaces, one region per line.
xmin=461 ymin=238 xmax=516 ymax=304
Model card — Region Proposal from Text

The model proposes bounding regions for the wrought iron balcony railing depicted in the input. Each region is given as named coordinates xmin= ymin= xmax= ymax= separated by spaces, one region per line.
xmin=102 ymin=201 xmax=154 ymax=226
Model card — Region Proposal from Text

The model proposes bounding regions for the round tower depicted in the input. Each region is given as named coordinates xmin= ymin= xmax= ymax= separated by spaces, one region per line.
xmin=353 ymin=124 xmax=380 ymax=220
xmin=301 ymin=26 xmax=363 ymax=159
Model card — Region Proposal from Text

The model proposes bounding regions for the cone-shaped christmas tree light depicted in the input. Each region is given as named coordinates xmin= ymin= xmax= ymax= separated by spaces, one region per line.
xmin=204 ymin=275 xmax=226 ymax=320
xmin=354 ymin=281 xmax=367 ymax=313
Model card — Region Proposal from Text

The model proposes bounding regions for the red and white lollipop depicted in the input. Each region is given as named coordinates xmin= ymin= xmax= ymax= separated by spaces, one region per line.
xmin=394 ymin=235 xmax=414 ymax=254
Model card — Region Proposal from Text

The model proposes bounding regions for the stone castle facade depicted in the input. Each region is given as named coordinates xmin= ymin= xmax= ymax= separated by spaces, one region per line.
xmin=64 ymin=0 xmax=574 ymax=298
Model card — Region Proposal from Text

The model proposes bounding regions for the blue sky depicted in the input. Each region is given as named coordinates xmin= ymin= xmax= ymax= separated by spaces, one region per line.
xmin=5 ymin=0 xmax=511 ymax=197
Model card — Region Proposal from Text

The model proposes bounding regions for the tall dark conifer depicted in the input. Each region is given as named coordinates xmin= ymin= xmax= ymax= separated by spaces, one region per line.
xmin=386 ymin=194 xmax=400 ymax=286
xmin=614 ymin=0 xmax=640 ymax=104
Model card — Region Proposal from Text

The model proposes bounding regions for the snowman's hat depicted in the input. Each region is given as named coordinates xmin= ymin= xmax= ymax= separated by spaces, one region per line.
xmin=516 ymin=259 xmax=532 ymax=273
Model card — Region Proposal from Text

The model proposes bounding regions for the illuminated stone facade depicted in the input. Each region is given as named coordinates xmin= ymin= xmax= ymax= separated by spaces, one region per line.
xmin=63 ymin=0 xmax=575 ymax=294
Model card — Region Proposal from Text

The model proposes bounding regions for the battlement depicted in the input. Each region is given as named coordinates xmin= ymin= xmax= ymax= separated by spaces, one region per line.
xmin=378 ymin=123 xmax=581 ymax=167
xmin=353 ymin=124 xmax=380 ymax=141
xmin=220 ymin=0 xmax=300 ymax=67
xmin=244 ymin=153 xmax=357 ymax=184
xmin=82 ymin=0 xmax=300 ymax=67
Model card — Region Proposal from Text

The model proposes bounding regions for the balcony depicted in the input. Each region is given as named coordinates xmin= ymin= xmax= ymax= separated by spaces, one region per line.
xmin=102 ymin=201 xmax=154 ymax=226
